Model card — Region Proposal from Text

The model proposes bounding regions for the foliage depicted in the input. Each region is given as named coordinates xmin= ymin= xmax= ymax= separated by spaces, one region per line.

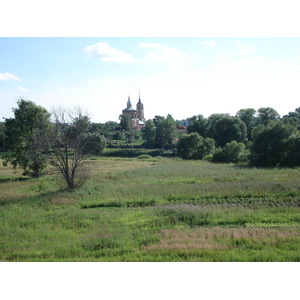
xmin=212 ymin=141 xmax=248 ymax=163
xmin=187 ymin=115 xmax=207 ymax=137
xmin=3 ymin=99 xmax=51 ymax=177
xmin=256 ymin=107 xmax=280 ymax=126
xmin=113 ymin=131 xmax=125 ymax=140
xmin=209 ymin=115 xmax=247 ymax=147
xmin=176 ymin=132 xmax=215 ymax=160
xmin=125 ymin=130 xmax=141 ymax=143
xmin=154 ymin=114 xmax=177 ymax=148
xmin=82 ymin=133 xmax=106 ymax=155
xmin=282 ymin=108 xmax=300 ymax=129
xmin=0 ymin=122 xmax=6 ymax=150
xmin=119 ymin=114 xmax=132 ymax=131
xmin=88 ymin=121 xmax=118 ymax=139
xmin=249 ymin=121 xmax=297 ymax=167
xmin=236 ymin=108 xmax=256 ymax=140
xmin=142 ymin=119 xmax=156 ymax=148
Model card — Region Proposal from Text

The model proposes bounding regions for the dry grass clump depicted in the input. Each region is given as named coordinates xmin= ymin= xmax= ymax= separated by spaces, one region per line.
xmin=144 ymin=228 xmax=229 ymax=250
xmin=144 ymin=227 xmax=300 ymax=252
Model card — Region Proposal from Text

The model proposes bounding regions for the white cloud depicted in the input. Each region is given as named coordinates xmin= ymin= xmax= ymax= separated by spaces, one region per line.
xmin=18 ymin=87 xmax=28 ymax=92
xmin=236 ymin=43 xmax=255 ymax=54
xmin=201 ymin=40 xmax=215 ymax=48
xmin=139 ymin=42 xmax=188 ymax=66
xmin=83 ymin=42 xmax=136 ymax=63
xmin=0 ymin=72 xmax=20 ymax=81
xmin=57 ymin=86 xmax=66 ymax=92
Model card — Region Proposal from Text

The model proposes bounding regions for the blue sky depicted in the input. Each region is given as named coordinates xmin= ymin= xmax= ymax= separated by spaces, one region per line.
xmin=1 ymin=37 xmax=300 ymax=123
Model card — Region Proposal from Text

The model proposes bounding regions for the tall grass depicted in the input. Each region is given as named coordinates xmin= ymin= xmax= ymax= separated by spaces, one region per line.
xmin=0 ymin=158 xmax=299 ymax=261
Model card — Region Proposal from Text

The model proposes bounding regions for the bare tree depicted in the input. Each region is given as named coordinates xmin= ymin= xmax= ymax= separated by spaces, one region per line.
xmin=48 ymin=106 xmax=90 ymax=189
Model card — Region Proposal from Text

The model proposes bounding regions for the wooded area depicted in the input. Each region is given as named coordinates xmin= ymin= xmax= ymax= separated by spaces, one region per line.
xmin=1 ymin=99 xmax=300 ymax=190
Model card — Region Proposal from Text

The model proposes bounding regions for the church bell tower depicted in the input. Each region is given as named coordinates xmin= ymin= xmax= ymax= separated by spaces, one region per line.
xmin=136 ymin=91 xmax=145 ymax=122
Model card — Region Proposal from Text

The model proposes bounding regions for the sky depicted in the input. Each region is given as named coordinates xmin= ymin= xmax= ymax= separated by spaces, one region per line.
xmin=1 ymin=37 xmax=300 ymax=123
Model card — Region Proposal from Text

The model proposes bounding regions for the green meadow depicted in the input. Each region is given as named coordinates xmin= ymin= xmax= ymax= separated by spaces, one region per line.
xmin=0 ymin=156 xmax=299 ymax=262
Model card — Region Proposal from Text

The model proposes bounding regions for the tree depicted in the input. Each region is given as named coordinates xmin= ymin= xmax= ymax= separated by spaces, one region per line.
xmin=82 ymin=133 xmax=106 ymax=155
xmin=176 ymin=133 xmax=215 ymax=160
xmin=176 ymin=132 xmax=204 ymax=159
xmin=0 ymin=122 xmax=5 ymax=150
xmin=48 ymin=106 xmax=90 ymax=189
xmin=142 ymin=119 xmax=156 ymax=148
xmin=256 ymin=107 xmax=280 ymax=126
xmin=187 ymin=115 xmax=208 ymax=137
xmin=212 ymin=141 xmax=247 ymax=163
xmin=154 ymin=114 xmax=177 ymax=148
xmin=284 ymin=132 xmax=300 ymax=167
xmin=236 ymin=108 xmax=256 ymax=141
xmin=222 ymin=141 xmax=247 ymax=163
xmin=249 ymin=121 xmax=296 ymax=167
xmin=3 ymin=99 xmax=51 ymax=177
xmin=198 ymin=137 xmax=216 ymax=158
xmin=207 ymin=115 xmax=247 ymax=147
xmin=119 ymin=114 xmax=132 ymax=131
xmin=282 ymin=108 xmax=300 ymax=130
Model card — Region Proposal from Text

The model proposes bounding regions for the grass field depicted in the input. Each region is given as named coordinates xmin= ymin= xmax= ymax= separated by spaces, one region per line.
xmin=0 ymin=156 xmax=299 ymax=261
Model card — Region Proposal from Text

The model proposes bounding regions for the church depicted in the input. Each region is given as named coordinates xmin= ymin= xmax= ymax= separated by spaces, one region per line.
xmin=122 ymin=93 xmax=145 ymax=130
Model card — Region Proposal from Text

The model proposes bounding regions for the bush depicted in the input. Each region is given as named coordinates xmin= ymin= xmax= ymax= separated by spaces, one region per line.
xmin=82 ymin=133 xmax=106 ymax=155
xmin=176 ymin=133 xmax=215 ymax=160
xmin=212 ymin=141 xmax=247 ymax=163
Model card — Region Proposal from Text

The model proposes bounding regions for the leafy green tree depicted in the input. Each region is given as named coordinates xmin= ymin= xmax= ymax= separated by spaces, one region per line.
xmin=113 ymin=131 xmax=125 ymax=140
xmin=154 ymin=114 xmax=177 ymax=148
xmin=222 ymin=141 xmax=247 ymax=163
xmin=212 ymin=141 xmax=247 ymax=163
xmin=119 ymin=114 xmax=132 ymax=131
xmin=249 ymin=121 xmax=296 ymax=167
xmin=0 ymin=122 xmax=5 ymax=150
xmin=206 ymin=114 xmax=229 ymax=138
xmin=236 ymin=108 xmax=256 ymax=141
xmin=82 ymin=133 xmax=106 ymax=155
xmin=284 ymin=132 xmax=300 ymax=167
xmin=177 ymin=132 xmax=204 ymax=159
xmin=125 ymin=129 xmax=135 ymax=143
xmin=142 ymin=119 xmax=156 ymax=148
xmin=176 ymin=133 xmax=215 ymax=160
xmin=282 ymin=108 xmax=300 ymax=129
xmin=3 ymin=99 xmax=51 ymax=177
xmin=256 ymin=107 xmax=280 ymax=126
xmin=198 ymin=137 xmax=216 ymax=158
xmin=208 ymin=115 xmax=247 ymax=147
xmin=88 ymin=121 xmax=118 ymax=139
xmin=187 ymin=115 xmax=208 ymax=137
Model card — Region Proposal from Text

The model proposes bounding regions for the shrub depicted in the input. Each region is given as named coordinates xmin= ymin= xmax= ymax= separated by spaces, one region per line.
xmin=82 ymin=133 xmax=106 ymax=155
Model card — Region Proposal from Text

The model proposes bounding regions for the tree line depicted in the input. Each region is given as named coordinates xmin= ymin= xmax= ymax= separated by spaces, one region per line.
xmin=176 ymin=107 xmax=300 ymax=167
xmin=1 ymin=99 xmax=300 ymax=190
